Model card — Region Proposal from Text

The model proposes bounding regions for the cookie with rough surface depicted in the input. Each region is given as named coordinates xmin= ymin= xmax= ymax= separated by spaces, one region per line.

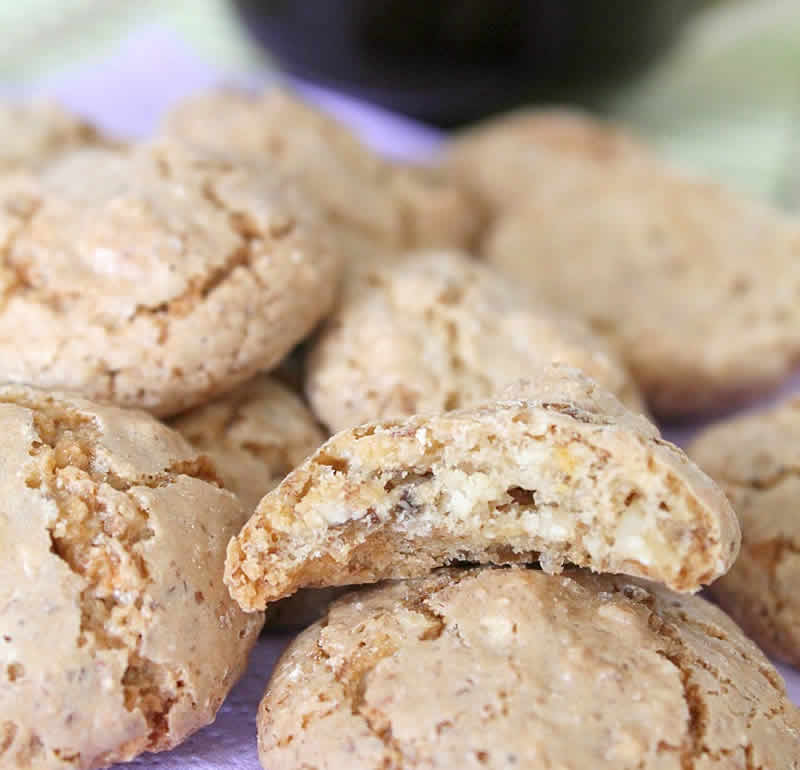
xmin=0 ymin=385 xmax=264 ymax=770
xmin=306 ymin=249 xmax=644 ymax=432
xmin=478 ymin=113 xmax=800 ymax=416
xmin=170 ymin=374 xmax=325 ymax=512
xmin=0 ymin=140 xmax=341 ymax=416
xmin=163 ymin=87 xmax=480 ymax=253
xmin=259 ymin=567 xmax=800 ymax=770
xmin=0 ymin=102 xmax=111 ymax=171
xmin=443 ymin=107 xmax=651 ymax=215
xmin=689 ymin=396 xmax=800 ymax=666
xmin=226 ymin=365 xmax=738 ymax=611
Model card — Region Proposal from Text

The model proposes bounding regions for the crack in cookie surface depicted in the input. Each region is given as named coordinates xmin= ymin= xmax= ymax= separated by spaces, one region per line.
xmin=0 ymin=141 xmax=341 ymax=416
xmin=258 ymin=568 xmax=800 ymax=770
xmin=0 ymin=387 xmax=263 ymax=769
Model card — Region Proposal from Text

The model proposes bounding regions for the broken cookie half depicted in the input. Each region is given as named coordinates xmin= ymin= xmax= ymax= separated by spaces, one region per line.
xmin=225 ymin=366 xmax=739 ymax=612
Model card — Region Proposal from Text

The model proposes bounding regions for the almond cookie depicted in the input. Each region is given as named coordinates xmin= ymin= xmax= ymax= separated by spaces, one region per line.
xmin=444 ymin=107 xmax=651 ymax=215
xmin=477 ymin=112 xmax=800 ymax=416
xmin=306 ymin=249 xmax=644 ymax=432
xmin=0 ymin=140 xmax=341 ymax=417
xmin=688 ymin=396 xmax=800 ymax=666
xmin=258 ymin=567 xmax=800 ymax=770
xmin=0 ymin=101 xmax=110 ymax=171
xmin=226 ymin=365 xmax=738 ymax=611
xmin=170 ymin=374 xmax=326 ymax=512
xmin=0 ymin=384 xmax=264 ymax=770
xmin=162 ymin=87 xmax=480 ymax=254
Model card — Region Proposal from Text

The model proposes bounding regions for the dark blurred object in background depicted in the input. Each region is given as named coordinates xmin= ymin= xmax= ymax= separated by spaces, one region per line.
xmin=233 ymin=0 xmax=698 ymax=126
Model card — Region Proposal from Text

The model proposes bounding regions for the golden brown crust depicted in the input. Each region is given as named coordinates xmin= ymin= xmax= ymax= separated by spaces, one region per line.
xmin=258 ymin=567 xmax=800 ymax=770
xmin=0 ymin=140 xmax=342 ymax=416
xmin=689 ymin=396 xmax=800 ymax=666
xmin=0 ymin=385 xmax=263 ymax=769
xmin=226 ymin=365 xmax=738 ymax=611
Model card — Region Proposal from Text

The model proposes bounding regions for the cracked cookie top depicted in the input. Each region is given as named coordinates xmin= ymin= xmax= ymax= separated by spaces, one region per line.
xmin=689 ymin=396 xmax=800 ymax=666
xmin=258 ymin=566 xmax=800 ymax=770
xmin=225 ymin=365 xmax=738 ymax=612
xmin=162 ymin=87 xmax=481 ymax=255
xmin=0 ymin=384 xmax=264 ymax=770
xmin=0 ymin=102 xmax=112 ymax=172
xmin=170 ymin=374 xmax=326 ymax=512
xmin=472 ymin=111 xmax=800 ymax=418
xmin=0 ymin=139 xmax=342 ymax=416
xmin=305 ymin=249 xmax=644 ymax=432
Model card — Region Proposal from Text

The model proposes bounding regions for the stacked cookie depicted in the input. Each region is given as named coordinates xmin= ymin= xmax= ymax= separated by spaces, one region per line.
xmin=0 ymin=91 xmax=799 ymax=770
xmin=0 ymin=92 xmax=482 ymax=768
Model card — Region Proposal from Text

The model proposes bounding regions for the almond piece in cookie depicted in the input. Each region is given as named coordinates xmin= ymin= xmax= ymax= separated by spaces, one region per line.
xmin=226 ymin=365 xmax=738 ymax=611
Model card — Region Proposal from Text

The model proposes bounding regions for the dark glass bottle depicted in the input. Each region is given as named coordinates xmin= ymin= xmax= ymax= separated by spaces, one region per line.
xmin=232 ymin=0 xmax=697 ymax=126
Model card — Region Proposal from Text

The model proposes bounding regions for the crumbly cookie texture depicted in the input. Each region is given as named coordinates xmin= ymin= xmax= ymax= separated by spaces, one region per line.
xmin=0 ymin=384 xmax=264 ymax=770
xmin=306 ymin=249 xmax=644 ymax=432
xmin=688 ymin=396 xmax=800 ymax=666
xmin=226 ymin=365 xmax=738 ymax=611
xmin=162 ymin=87 xmax=481 ymax=253
xmin=170 ymin=374 xmax=326 ymax=512
xmin=258 ymin=567 xmax=800 ymax=770
xmin=0 ymin=102 xmax=111 ymax=171
xmin=475 ymin=111 xmax=800 ymax=417
xmin=0 ymin=140 xmax=341 ymax=417
xmin=443 ymin=107 xmax=651 ymax=215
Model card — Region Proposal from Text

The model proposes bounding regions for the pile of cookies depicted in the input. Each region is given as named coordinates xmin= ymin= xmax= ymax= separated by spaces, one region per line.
xmin=1 ymin=90 xmax=799 ymax=770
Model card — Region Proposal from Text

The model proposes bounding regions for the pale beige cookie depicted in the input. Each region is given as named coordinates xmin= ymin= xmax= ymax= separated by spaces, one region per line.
xmin=476 ymin=111 xmax=800 ymax=417
xmin=688 ymin=396 xmax=800 ymax=666
xmin=0 ymin=101 xmax=111 ymax=171
xmin=226 ymin=365 xmax=738 ymax=611
xmin=443 ymin=107 xmax=651 ymax=215
xmin=0 ymin=140 xmax=341 ymax=417
xmin=170 ymin=374 xmax=325 ymax=512
xmin=163 ymin=87 xmax=480 ymax=254
xmin=0 ymin=384 xmax=264 ymax=770
xmin=306 ymin=249 xmax=644 ymax=432
xmin=259 ymin=567 xmax=800 ymax=770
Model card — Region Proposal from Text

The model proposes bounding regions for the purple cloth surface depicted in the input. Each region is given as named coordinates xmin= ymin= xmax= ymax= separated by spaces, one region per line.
xmin=3 ymin=24 xmax=799 ymax=770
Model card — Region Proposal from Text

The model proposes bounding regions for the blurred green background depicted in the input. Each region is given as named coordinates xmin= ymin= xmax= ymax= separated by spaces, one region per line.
xmin=0 ymin=0 xmax=799 ymax=207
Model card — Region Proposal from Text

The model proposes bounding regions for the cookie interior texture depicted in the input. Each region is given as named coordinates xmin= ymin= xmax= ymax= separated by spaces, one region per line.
xmin=472 ymin=111 xmax=800 ymax=417
xmin=306 ymin=249 xmax=645 ymax=433
xmin=226 ymin=366 xmax=738 ymax=611
xmin=0 ymin=139 xmax=341 ymax=417
xmin=0 ymin=385 xmax=263 ymax=769
xmin=689 ymin=396 xmax=800 ymax=667
xmin=170 ymin=374 xmax=326 ymax=512
xmin=163 ymin=86 xmax=481 ymax=253
xmin=258 ymin=567 xmax=800 ymax=770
